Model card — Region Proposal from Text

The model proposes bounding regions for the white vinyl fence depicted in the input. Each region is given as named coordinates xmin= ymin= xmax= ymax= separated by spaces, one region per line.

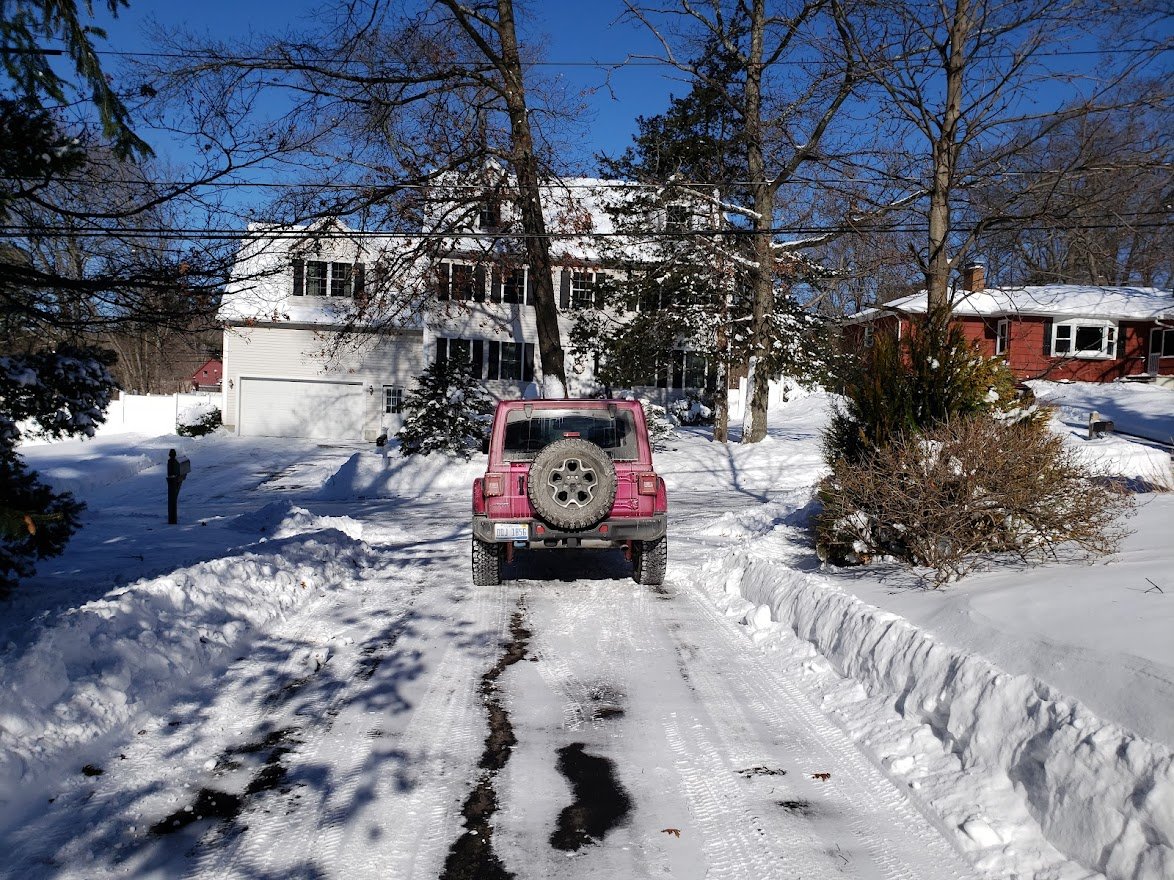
xmin=97 ymin=391 xmax=223 ymax=437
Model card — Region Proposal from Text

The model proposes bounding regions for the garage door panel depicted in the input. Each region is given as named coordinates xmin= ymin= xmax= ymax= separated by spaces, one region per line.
xmin=240 ymin=378 xmax=365 ymax=440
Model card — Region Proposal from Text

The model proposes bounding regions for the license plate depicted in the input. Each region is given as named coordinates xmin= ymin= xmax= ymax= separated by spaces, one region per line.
xmin=494 ymin=523 xmax=529 ymax=542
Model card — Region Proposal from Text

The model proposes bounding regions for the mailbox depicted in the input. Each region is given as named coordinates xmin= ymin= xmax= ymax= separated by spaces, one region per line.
xmin=168 ymin=452 xmax=191 ymax=480
xmin=166 ymin=449 xmax=190 ymax=523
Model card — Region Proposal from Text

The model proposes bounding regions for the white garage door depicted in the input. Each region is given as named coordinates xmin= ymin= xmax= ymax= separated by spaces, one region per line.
xmin=239 ymin=378 xmax=366 ymax=440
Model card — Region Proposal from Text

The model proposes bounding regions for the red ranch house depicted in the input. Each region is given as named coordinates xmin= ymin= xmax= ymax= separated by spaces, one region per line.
xmin=191 ymin=358 xmax=223 ymax=391
xmin=845 ymin=266 xmax=1174 ymax=383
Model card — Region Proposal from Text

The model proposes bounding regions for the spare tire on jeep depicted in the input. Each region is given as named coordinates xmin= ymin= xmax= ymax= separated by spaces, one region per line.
xmin=527 ymin=438 xmax=618 ymax=531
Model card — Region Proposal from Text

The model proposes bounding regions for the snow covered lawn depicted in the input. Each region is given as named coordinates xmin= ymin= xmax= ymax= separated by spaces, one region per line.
xmin=1 ymin=381 xmax=1171 ymax=879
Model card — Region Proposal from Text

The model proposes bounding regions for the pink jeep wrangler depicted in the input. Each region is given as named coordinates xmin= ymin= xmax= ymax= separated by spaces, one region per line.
xmin=472 ymin=399 xmax=668 ymax=586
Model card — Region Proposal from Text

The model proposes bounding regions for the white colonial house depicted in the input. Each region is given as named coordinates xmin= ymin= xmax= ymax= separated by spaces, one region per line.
xmin=218 ymin=179 xmax=715 ymax=441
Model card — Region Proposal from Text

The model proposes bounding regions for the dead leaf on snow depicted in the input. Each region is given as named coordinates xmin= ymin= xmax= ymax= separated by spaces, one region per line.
xmin=660 ymin=827 xmax=682 ymax=838
xmin=811 ymin=772 xmax=831 ymax=781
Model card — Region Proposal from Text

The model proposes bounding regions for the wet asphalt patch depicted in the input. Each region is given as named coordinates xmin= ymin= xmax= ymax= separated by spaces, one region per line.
xmin=440 ymin=606 xmax=531 ymax=880
xmin=777 ymin=799 xmax=817 ymax=817
xmin=150 ymin=728 xmax=297 ymax=835
xmin=549 ymin=742 xmax=633 ymax=852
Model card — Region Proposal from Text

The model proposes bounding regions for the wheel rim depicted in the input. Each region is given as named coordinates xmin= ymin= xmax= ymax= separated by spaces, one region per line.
xmin=545 ymin=456 xmax=599 ymax=509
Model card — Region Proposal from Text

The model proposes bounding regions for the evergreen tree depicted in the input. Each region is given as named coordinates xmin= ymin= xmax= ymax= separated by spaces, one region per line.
xmin=581 ymin=23 xmax=838 ymax=441
xmin=396 ymin=354 xmax=493 ymax=460
xmin=0 ymin=346 xmax=118 ymax=595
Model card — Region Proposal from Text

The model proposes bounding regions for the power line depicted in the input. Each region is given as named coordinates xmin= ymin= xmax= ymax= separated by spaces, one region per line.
xmin=92 ymin=46 xmax=1171 ymax=65
xmin=0 ymin=219 xmax=1168 ymax=242
xmin=6 ymin=165 xmax=1171 ymax=191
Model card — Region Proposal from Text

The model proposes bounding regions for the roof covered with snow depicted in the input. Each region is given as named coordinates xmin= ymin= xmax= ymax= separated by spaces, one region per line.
xmin=850 ymin=284 xmax=1174 ymax=323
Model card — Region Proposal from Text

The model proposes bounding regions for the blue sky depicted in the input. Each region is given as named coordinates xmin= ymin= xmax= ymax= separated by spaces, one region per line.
xmin=93 ymin=0 xmax=683 ymax=166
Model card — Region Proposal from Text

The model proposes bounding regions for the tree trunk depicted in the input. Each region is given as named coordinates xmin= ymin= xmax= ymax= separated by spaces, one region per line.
xmin=925 ymin=0 xmax=970 ymax=320
xmin=741 ymin=0 xmax=772 ymax=443
xmin=495 ymin=0 xmax=566 ymax=395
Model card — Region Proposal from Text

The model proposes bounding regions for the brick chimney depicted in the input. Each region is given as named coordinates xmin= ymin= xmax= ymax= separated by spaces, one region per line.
xmin=961 ymin=262 xmax=985 ymax=292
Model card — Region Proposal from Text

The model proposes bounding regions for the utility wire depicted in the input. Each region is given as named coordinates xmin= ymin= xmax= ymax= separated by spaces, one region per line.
xmin=89 ymin=46 xmax=1172 ymax=65
xmin=0 ymin=220 xmax=1168 ymax=241
xmin=5 ymin=166 xmax=1172 ymax=190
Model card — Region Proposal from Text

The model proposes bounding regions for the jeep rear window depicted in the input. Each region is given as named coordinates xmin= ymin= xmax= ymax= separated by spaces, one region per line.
xmin=501 ymin=409 xmax=639 ymax=461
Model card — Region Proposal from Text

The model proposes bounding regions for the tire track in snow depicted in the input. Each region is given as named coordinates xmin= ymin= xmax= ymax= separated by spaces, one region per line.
xmin=664 ymin=579 xmax=981 ymax=880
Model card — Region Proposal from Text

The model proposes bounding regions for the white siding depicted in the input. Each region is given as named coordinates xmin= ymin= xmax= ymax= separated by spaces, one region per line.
xmin=223 ymin=326 xmax=423 ymax=440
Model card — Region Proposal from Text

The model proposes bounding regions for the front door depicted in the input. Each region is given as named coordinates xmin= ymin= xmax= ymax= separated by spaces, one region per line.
xmin=381 ymin=385 xmax=407 ymax=437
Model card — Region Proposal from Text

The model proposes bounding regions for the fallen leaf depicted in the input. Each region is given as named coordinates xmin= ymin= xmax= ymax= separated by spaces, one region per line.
xmin=811 ymin=772 xmax=831 ymax=781
xmin=660 ymin=827 xmax=682 ymax=838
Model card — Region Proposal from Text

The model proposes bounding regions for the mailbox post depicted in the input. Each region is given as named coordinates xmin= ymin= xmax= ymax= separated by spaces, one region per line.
xmin=166 ymin=449 xmax=191 ymax=524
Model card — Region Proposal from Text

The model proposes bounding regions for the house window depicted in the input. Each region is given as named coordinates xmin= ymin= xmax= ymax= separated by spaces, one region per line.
xmin=331 ymin=263 xmax=354 ymax=297
xmin=862 ymin=324 xmax=875 ymax=349
xmin=501 ymin=267 xmax=527 ymax=304
xmin=486 ymin=340 xmax=536 ymax=381
xmin=1153 ymin=327 xmax=1174 ymax=357
xmin=436 ymin=337 xmax=485 ymax=378
xmin=995 ymin=319 xmax=1009 ymax=356
xmin=665 ymin=204 xmax=691 ymax=232
xmin=638 ymin=282 xmax=664 ymax=313
xmin=383 ymin=386 xmax=405 ymax=415
xmin=292 ymin=259 xmax=364 ymax=297
xmin=438 ymin=262 xmax=480 ymax=301
xmin=640 ymin=350 xmax=711 ymax=390
xmin=478 ymin=200 xmax=502 ymax=231
xmin=1052 ymin=321 xmax=1117 ymax=359
xmin=305 ymin=260 xmax=328 ymax=297
xmin=570 ymin=271 xmax=595 ymax=309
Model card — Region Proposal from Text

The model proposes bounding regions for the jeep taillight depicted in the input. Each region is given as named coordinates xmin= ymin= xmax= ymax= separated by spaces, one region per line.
xmin=484 ymin=474 xmax=505 ymax=497
xmin=637 ymin=473 xmax=658 ymax=495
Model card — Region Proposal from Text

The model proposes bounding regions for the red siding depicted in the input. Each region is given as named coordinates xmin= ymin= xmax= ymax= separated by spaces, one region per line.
xmin=846 ymin=315 xmax=1172 ymax=383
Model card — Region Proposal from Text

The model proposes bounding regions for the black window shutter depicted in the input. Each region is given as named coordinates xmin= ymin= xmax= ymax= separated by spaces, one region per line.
xmin=1042 ymin=318 xmax=1053 ymax=356
xmin=672 ymin=351 xmax=685 ymax=389
xmin=354 ymin=262 xmax=365 ymax=298
xmin=474 ymin=266 xmax=486 ymax=303
xmin=594 ymin=273 xmax=605 ymax=309
xmin=523 ymin=343 xmax=536 ymax=382
xmin=471 ymin=340 xmax=484 ymax=378
xmin=559 ymin=269 xmax=570 ymax=309
xmin=526 ymin=270 xmax=534 ymax=306
xmin=490 ymin=267 xmax=502 ymax=304
xmin=292 ymin=259 xmax=304 ymax=296
xmin=436 ymin=338 xmax=447 ymax=367
xmin=437 ymin=263 xmax=449 ymax=301
xmin=487 ymin=341 xmax=500 ymax=379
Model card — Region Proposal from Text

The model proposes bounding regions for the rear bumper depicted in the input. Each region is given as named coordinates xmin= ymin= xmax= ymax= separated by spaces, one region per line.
xmin=473 ymin=514 xmax=667 ymax=546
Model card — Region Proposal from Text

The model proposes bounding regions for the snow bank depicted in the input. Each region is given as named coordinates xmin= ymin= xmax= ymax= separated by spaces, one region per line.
xmin=230 ymin=499 xmax=364 ymax=541
xmin=25 ymin=448 xmax=165 ymax=495
xmin=1030 ymin=380 xmax=1174 ymax=446
xmin=318 ymin=450 xmax=483 ymax=500
xmin=727 ymin=558 xmax=1174 ymax=880
xmin=0 ymin=526 xmax=374 ymax=798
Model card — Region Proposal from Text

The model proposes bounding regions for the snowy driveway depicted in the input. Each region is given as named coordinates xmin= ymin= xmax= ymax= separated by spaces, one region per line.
xmin=9 ymin=388 xmax=1174 ymax=879
xmin=1 ymin=418 xmax=984 ymax=880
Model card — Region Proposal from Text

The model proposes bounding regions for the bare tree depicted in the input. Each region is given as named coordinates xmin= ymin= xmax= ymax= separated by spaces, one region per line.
xmin=143 ymin=0 xmax=588 ymax=392
xmin=972 ymin=90 xmax=1173 ymax=287
xmin=857 ymin=0 xmax=1171 ymax=315
xmin=623 ymin=0 xmax=864 ymax=442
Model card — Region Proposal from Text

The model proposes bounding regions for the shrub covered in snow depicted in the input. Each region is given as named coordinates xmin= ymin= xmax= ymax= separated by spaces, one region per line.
xmin=668 ymin=394 xmax=714 ymax=426
xmin=176 ymin=402 xmax=221 ymax=437
xmin=816 ymin=416 xmax=1135 ymax=584
xmin=396 ymin=354 xmax=493 ymax=460
xmin=825 ymin=315 xmax=1039 ymax=466
xmin=640 ymin=398 xmax=677 ymax=449
xmin=0 ymin=346 xmax=117 ymax=595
